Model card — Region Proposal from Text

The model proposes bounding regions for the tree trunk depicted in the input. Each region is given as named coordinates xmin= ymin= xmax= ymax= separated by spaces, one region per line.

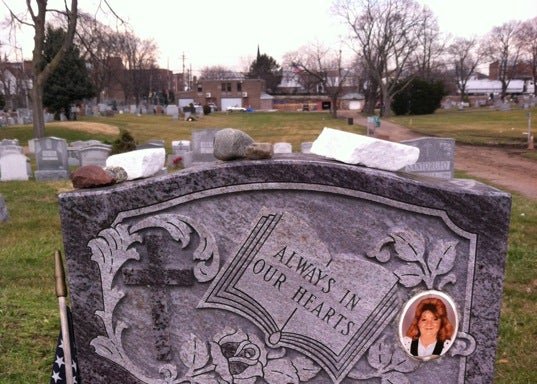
xmin=31 ymin=81 xmax=45 ymax=138
xmin=381 ymin=86 xmax=393 ymax=117
xmin=330 ymin=95 xmax=338 ymax=118
xmin=362 ymin=97 xmax=376 ymax=115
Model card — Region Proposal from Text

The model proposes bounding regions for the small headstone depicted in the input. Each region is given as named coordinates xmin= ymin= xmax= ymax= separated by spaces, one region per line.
xmin=68 ymin=140 xmax=105 ymax=167
xmin=58 ymin=156 xmax=511 ymax=383
xmin=34 ymin=137 xmax=69 ymax=181
xmin=301 ymin=142 xmax=313 ymax=154
xmin=0 ymin=153 xmax=31 ymax=181
xmin=190 ymin=129 xmax=221 ymax=165
xmin=273 ymin=142 xmax=293 ymax=154
xmin=311 ymin=127 xmax=419 ymax=171
xmin=79 ymin=145 xmax=112 ymax=167
xmin=172 ymin=140 xmax=191 ymax=154
xmin=401 ymin=138 xmax=455 ymax=179
xmin=170 ymin=140 xmax=192 ymax=169
xmin=165 ymin=105 xmax=179 ymax=118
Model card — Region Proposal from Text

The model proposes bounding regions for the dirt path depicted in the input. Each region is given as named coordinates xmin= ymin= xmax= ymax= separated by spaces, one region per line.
xmin=347 ymin=114 xmax=537 ymax=200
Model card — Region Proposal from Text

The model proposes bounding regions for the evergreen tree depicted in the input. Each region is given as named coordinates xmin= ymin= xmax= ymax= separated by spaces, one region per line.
xmin=111 ymin=129 xmax=137 ymax=154
xmin=246 ymin=48 xmax=282 ymax=93
xmin=391 ymin=78 xmax=445 ymax=115
xmin=43 ymin=26 xmax=96 ymax=120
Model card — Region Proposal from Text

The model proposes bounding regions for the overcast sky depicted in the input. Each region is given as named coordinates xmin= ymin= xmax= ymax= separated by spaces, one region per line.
xmin=2 ymin=0 xmax=536 ymax=75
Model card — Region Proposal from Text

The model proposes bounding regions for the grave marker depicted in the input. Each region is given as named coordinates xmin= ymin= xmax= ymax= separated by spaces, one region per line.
xmin=58 ymin=156 xmax=511 ymax=383
xmin=0 ymin=153 xmax=30 ymax=181
xmin=34 ymin=137 xmax=69 ymax=180
xmin=273 ymin=142 xmax=293 ymax=154
xmin=78 ymin=145 xmax=112 ymax=167
xmin=401 ymin=137 xmax=455 ymax=179
xmin=190 ymin=129 xmax=220 ymax=164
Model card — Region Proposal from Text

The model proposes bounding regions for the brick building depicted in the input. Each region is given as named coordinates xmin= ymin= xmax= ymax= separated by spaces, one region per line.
xmin=178 ymin=78 xmax=266 ymax=110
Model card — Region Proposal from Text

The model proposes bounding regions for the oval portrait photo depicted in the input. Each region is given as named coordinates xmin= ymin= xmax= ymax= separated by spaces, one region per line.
xmin=399 ymin=290 xmax=458 ymax=360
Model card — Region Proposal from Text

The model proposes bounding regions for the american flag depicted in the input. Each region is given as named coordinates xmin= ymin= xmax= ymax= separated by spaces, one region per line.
xmin=50 ymin=307 xmax=80 ymax=384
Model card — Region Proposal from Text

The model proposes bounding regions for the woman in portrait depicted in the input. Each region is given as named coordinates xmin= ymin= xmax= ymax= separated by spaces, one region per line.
xmin=402 ymin=297 xmax=454 ymax=358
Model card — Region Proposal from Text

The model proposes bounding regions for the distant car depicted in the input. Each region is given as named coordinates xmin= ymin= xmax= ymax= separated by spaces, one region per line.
xmin=207 ymin=102 xmax=218 ymax=112
xmin=226 ymin=105 xmax=247 ymax=112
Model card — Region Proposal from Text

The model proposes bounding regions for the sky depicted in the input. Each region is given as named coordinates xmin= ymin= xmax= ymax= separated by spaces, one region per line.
xmin=1 ymin=0 xmax=536 ymax=75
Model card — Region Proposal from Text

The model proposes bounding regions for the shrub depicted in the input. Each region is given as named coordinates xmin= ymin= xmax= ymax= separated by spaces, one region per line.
xmin=392 ymin=78 xmax=446 ymax=115
xmin=111 ymin=129 xmax=137 ymax=155
xmin=203 ymin=104 xmax=212 ymax=115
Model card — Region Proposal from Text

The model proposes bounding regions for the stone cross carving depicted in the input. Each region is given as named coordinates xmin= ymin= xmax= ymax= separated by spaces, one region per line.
xmin=122 ymin=233 xmax=194 ymax=361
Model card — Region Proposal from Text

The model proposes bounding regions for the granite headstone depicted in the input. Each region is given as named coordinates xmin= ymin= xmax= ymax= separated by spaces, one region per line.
xmin=190 ymin=129 xmax=221 ymax=165
xmin=34 ymin=137 xmax=69 ymax=180
xmin=401 ymin=138 xmax=456 ymax=179
xmin=79 ymin=145 xmax=112 ymax=167
xmin=58 ymin=156 xmax=511 ymax=384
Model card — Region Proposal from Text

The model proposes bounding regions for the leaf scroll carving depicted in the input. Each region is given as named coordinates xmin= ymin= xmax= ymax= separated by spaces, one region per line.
xmin=367 ymin=229 xmax=459 ymax=290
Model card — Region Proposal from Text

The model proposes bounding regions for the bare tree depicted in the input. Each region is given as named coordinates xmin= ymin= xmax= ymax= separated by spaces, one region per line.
xmin=199 ymin=66 xmax=239 ymax=80
xmin=115 ymin=31 xmax=158 ymax=105
xmin=519 ymin=17 xmax=537 ymax=96
xmin=483 ymin=21 xmax=523 ymax=100
xmin=411 ymin=7 xmax=447 ymax=81
xmin=333 ymin=0 xmax=434 ymax=116
xmin=75 ymin=12 xmax=123 ymax=103
xmin=447 ymin=37 xmax=484 ymax=101
xmin=5 ymin=0 xmax=78 ymax=138
xmin=3 ymin=0 xmax=124 ymax=137
xmin=284 ymin=42 xmax=352 ymax=118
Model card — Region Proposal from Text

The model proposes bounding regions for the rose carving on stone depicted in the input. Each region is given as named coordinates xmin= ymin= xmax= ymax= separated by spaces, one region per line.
xmin=175 ymin=328 xmax=321 ymax=384
xmin=210 ymin=329 xmax=268 ymax=384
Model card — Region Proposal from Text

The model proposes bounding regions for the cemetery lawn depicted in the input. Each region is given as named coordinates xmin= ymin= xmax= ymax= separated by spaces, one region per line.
xmin=0 ymin=111 xmax=536 ymax=383
xmin=389 ymin=107 xmax=537 ymax=147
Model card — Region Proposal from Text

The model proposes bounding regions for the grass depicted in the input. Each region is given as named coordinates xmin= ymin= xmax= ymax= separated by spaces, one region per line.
xmin=389 ymin=106 xmax=537 ymax=148
xmin=0 ymin=110 xmax=536 ymax=383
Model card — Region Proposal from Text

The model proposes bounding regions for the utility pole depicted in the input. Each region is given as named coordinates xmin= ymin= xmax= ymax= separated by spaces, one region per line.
xmin=181 ymin=52 xmax=186 ymax=91
xmin=189 ymin=63 xmax=192 ymax=91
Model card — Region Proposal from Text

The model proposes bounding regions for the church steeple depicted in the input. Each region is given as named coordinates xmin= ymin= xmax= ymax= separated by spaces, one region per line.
xmin=257 ymin=44 xmax=261 ymax=60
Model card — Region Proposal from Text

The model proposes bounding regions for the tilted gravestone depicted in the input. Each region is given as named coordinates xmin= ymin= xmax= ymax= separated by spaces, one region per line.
xmin=401 ymin=138 xmax=455 ymax=179
xmin=58 ymin=156 xmax=511 ymax=384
